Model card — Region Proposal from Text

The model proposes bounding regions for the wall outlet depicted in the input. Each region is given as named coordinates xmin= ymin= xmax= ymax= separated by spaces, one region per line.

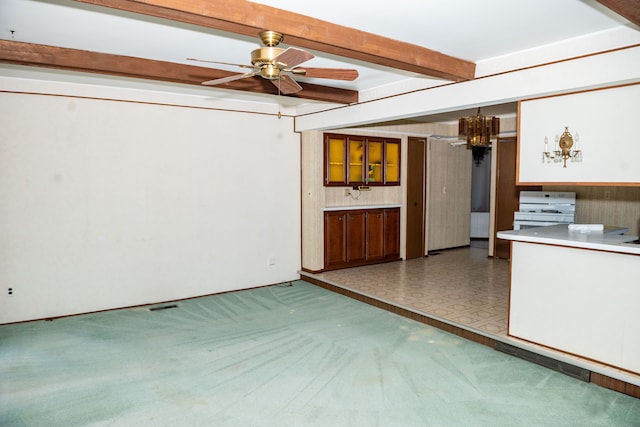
xmin=268 ymin=256 xmax=276 ymax=266
xmin=344 ymin=189 xmax=351 ymax=197
xmin=8 ymin=287 xmax=13 ymax=296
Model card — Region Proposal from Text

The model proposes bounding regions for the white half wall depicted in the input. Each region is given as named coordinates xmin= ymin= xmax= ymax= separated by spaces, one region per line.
xmin=0 ymin=91 xmax=301 ymax=324
xmin=518 ymin=83 xmax=640 ymax=184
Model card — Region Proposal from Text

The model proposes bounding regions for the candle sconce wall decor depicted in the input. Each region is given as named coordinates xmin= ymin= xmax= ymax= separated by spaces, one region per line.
xmin=542 ymin=126 xmax=583 ymax=168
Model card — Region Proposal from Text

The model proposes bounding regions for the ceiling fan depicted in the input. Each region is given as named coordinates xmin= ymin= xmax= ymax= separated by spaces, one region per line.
xmin=188 ymin=30 xmax=359 ymax=95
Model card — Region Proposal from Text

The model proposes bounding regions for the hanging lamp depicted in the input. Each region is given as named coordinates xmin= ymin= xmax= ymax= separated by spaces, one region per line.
xmin=458 ymin=108 xmax=500 ymax=164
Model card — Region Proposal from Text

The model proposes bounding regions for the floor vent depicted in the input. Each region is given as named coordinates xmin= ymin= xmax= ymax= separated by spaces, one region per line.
xmin=494 ymin=341 xmax=591 ymax=382
xmin=149 ymin=304 xmax=178 ymax=312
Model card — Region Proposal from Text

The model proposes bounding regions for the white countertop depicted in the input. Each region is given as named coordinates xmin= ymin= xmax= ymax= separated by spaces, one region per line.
xmin=497 ymin=224 xmax=640 ymax=255
xmin=323 ymin=204 xmax=402 ymax=211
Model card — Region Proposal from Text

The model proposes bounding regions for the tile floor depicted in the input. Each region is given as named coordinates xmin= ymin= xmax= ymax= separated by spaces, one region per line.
xmin=310 ymin=246 xmax=510 ymax=337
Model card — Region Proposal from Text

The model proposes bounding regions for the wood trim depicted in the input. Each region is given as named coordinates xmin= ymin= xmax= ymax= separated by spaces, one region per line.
xmin=520 ymin=81 xmax=640 ymax=104
xmin=591 ymin=372 xmax=640 ymax=398
xmin=509 ymin=330 xmax=636 ymax=370
xmin=0 ymin=40 xmax=358 ymax=104
xmin=0 ymin=88 xmax=289 ymax=119
xmin=75 ymin=0 xmax=475 ymax=82
xmin=595 ymin=0 xmax=640 ymax=26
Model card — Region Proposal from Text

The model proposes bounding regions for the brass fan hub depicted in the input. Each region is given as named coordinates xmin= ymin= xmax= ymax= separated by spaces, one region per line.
xmin=251 ymin=47 xmax=284 ymax=79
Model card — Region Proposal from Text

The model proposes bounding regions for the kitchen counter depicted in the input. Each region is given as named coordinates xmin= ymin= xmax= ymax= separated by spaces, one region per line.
xmin=499 ymin=223 xmax=640 ymax=375
xmin=497 ymin=224 xmax=639 ymax=255
xmin=323 ymin=204 xmax=402 ymax=211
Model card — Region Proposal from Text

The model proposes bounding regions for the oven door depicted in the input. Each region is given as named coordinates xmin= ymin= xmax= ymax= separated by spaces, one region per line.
xmin=513 ymin=220 xmax=569 ymax=230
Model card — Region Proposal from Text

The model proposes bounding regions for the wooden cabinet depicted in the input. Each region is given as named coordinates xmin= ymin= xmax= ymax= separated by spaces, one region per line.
xmin=346 ymin=210 xmax=366 ymax=264
xmin=324 ymin=211 xmax=347 ymax=266
xmin=383 ymin=208 xmax=400 ymax=258
xmin=324 ymin=133 xmax=400 ymax=186
xmin=365 ymin=210 xmax=384 ymax=260
xmin=324 ymin=207 xmax=400 ymax=270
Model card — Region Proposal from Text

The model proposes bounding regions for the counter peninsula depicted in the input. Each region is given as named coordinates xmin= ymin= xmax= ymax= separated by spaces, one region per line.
xmin=497 ymin=224 xmax=639 ymax=375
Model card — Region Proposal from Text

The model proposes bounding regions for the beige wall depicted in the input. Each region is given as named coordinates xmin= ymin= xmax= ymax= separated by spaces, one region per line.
xmin=0 ymin=92 xmax=302 ymax=323
xmin=544 ymin=186 xmax=640 ymax=236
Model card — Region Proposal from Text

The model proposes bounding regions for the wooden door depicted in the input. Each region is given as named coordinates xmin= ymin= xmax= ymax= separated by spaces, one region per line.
xmin=406 ymin=137 xmax=426 ymax=259
xmin=347 ymin=211 xmax=366 ymax=263
xmin=365 ymin=210 xmax=384 ymax=260
xmin=324 ymin=211 xmax=347 ymax=268
xmin=384 ymin=208 xmax=401 ymax=258
xmin=494 ymin=137 xmax=541 ymax=259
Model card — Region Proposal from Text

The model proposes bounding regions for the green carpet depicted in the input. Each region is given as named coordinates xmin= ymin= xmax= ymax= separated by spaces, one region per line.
xmin=1 ymin=281 xmax=638 ymax=426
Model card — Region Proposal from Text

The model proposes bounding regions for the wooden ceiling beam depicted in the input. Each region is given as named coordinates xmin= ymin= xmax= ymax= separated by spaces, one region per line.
xmin=595 ymin=0 xmax=640 ymax=26
xmin=75 ymin=0 xmax=476 ymax=81
xmin=0 ymin=40 xmax=358 ymax=104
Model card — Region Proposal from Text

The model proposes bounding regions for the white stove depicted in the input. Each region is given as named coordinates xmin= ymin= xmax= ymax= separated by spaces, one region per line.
xmin=513 ymin=191 xmax=576 ymax=230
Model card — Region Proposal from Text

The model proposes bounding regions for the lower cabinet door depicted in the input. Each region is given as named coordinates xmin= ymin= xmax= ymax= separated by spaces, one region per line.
xmin=384 ymin=208 xmax=400 ymax=258
xmin=324 ymin=211 xmax=347 ymax=268
xmin=365 ymin=210 xmax=384 ymax=260
xmin=346 ymin=211 xmax=366 ymax=263
xmin=324 ymin=207 xmax=401 ymax=270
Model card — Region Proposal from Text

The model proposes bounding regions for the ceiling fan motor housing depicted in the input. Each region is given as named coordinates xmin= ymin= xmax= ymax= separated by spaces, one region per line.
xmin=251 ymin=47 xmax=284 ymax=78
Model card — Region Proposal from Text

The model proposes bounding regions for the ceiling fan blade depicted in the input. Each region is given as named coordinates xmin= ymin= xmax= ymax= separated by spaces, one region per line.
xmin=290 ymin=67 xmax=359 ymax=81
xmin=202 ymin=71 xmax=259 ymax=86
xmin=187 ymin=58 xmax=256 ymax=70
xmin=273 ymin=47 xmax=314 ymax=69
xmin=271 ymin=75 xmax=303 ymax=94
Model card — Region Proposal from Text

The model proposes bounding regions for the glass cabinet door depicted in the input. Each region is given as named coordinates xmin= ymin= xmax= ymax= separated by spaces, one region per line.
xmin=349 ymin=138 xmax=365 ymax=184
xmin=324 ymin=133 xmax=400 ymax=187
xmin=385 ymin=140 xmax=400 ymax=184
xmin=367 ymin=140 xmax=383 ymax=183
xmin=325 ymin=135 xmax=347 ymax=184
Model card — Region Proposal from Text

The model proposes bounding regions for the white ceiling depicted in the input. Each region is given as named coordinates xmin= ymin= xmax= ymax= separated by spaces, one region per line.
xmin=1 ymin=0 xmax=638 ymax=120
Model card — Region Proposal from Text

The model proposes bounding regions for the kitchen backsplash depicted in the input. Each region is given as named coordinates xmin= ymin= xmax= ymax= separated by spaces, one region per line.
xmin=544 ymin=186 xmax=640 ymax=236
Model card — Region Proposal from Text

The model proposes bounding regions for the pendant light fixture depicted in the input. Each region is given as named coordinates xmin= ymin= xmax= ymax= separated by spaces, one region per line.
xmin=458 ymin=108 xmax=500 ymax=164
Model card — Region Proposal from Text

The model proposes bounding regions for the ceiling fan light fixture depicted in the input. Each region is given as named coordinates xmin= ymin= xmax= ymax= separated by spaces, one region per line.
xmin=262 ymin=64 xmax=281 ymax=79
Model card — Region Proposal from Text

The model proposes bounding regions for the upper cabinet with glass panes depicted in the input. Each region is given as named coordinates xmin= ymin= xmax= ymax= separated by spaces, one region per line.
xmin=324 ymin=133 xmax=400 ymax=186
